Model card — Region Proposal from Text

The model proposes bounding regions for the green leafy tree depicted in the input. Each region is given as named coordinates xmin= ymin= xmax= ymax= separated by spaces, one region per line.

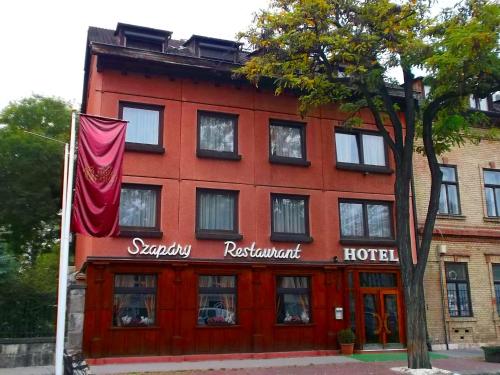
xmin=239 ymin=0 xmax=499 ymax=368
xmin=0 ymin=95 xmax=71 ymax=262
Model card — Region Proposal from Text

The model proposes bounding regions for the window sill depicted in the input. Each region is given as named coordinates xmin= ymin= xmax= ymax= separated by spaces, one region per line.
xmin=196 ymin=232 xmax=243 ymax=241
xmin=197 ymin=150 xmax=242 ymax=161
xmin=274 ymin=323 xmax=316 ymax=327
xmin=336 ymin=162 xmax=393 ymax=174
xmin=437 ymin=214 xmax=466 ymax=220
xmin=125 ymin=142 xmax=165 ymax=154
xmin=446 ymin=317 xmax=476 ymax=322
xmin=196 ymin=324 xmax=241 ymax=329
xmin=118 ymin=230 xmax=163 ymax=238
xmin=484 ymin=216 xmax=500 ymax=223
xmin=109 ymin=325 xmax=160 ymax=330
xmin=339 ymin=238 xmax=396 ymax=246
xmin=269 ymin=157 xmax=311 ymax=167
xmin=270 ymin=234 xmax=313 ymax=243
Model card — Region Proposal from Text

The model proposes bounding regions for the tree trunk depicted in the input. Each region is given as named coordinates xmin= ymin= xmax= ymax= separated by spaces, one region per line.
xmin=394 ymin=167 xmax=432 ymax=369
xmin=404 ymin=277 xmax=431 ymax=369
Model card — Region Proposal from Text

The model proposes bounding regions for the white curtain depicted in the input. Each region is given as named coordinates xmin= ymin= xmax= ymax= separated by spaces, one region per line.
xmin=340 ymin=202 xmax=363 ymax=237
xmin=367 ymin=204 xmax=391 ymax=238
xmin=119 ymin=188 xmax=157 ymax=227
xmin=273 ymin=197 xmax=305 ymax=234
xmin=439 ymin=184 xmax=449 ymax=214
xmin=199 ymin=114 xmax=235 ymax=152
xmin=123 ymin=106 xmax=159 ymax=145
xmin=335 ymin=133 xmax=359 ymax=163
xmin=270 ymin=125 xmax=302 ymax=158
xmin=362 ymin=134 xmax=385 ymax=166
xmin=199 ymin=192 xmax=234 ymax=230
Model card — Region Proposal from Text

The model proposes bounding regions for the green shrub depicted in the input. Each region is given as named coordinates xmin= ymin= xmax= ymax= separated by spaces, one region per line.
xmin=338 ymin=328 xmax=356 ymax=344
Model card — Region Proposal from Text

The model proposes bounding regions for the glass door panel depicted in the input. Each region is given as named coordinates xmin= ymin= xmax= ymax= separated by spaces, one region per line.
xmin=363 ymin=293 xmax=382 ymax=345
xmin=383 ymin=293 xmax=400 ymax=345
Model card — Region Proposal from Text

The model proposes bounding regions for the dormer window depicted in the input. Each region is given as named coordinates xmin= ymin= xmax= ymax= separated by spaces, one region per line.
xmin=126 ymin=34 xmax=164 ymax=52
xmin=115 ymin=23 xmax=171 ymax=53
xmin=183 ymin=35 xmax=241 ymax=63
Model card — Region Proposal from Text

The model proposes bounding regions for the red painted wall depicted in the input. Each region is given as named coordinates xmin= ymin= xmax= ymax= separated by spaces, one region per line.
xmin=76 ymin=57 xmax=415 ymax=268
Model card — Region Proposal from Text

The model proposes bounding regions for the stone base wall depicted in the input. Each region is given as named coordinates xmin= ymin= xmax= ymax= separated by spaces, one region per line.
xmin=0 ymin=338 xmax=55 ymax=368
xmin=67 ymin=270 xmax=86 ymax=352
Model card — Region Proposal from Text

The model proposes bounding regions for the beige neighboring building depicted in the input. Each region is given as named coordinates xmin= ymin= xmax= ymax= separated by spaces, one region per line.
xmin=413 ymin=97 xmax=500 ymax=349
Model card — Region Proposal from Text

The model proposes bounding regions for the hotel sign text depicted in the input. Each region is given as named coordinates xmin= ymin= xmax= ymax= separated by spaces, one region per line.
xmin=343 ymin=248 xmax=399 ymax=262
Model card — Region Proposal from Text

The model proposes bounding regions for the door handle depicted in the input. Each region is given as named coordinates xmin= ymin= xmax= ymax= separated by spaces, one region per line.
xmin=383 ymin=315 xmax=392 ymax=334
xmin=373 ymin=313 xmax=382 ymax=334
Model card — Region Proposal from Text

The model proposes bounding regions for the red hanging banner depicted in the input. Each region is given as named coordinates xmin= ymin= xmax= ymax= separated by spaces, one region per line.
xmin=71 ymin=114 xmax=126 ymax=237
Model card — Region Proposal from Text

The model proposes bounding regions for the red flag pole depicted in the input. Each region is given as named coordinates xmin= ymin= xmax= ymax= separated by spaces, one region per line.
xmin=55 ymin=110 xmax=77 ymax=375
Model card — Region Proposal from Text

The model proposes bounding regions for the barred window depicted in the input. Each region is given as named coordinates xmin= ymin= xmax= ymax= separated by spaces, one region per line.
xmin=445 ymin=263 xmax=472 ymax=317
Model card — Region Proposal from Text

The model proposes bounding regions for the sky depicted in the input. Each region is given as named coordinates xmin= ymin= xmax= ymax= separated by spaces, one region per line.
xmin=0 ymin=0 xmax=459 ymax=112
xmin=0 ymin=0 xmax=269 ymax=111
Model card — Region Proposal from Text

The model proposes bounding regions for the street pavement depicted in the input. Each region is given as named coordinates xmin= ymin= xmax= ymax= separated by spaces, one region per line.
xmin=0 ymin=349 xmax=498 ymax=375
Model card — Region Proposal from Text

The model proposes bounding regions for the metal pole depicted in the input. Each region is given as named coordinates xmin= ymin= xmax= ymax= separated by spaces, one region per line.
xmin=55 ymin=111 xmax=77 ymax=375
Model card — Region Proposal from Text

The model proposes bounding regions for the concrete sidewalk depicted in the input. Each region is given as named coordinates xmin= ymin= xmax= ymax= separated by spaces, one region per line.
xmin=0 ymin=349 xmax=498 ymax=375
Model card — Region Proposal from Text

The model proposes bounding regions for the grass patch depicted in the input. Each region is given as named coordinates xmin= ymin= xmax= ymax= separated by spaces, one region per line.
xmin=351 ymin=352 xmax=448 ymax=362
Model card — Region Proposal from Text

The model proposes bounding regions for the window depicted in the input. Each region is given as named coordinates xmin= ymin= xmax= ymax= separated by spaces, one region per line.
xmin=445 ymin=263 xmax=472 ymax=317
xmin=119 ymin=185 xmax=161 ymax=237
xmin=493 ymin=265 xmax=500 ymax=316
xmin=197 ymin=275 xmax=237 ymax=325
xmin=269 ymin=120 xmax=310 ymax=166
xmin=339 ymin=200 xmax=393 ymax=242
xmin=484 ymin=169 xmax=500 ymax=217
xmin=197 ymin=111 xmax=240 ymax=160
xmin=276 ymin=276 xmax=311 ymax=324
xmin=438 ymin=165 xmax=461 ymax=215
xmin=126 ymin=36 xmax=164 ymax=52
xmin=196 ymin=188 xmax=241 ymax=240
xmin=271 ymin=194 xmax=312 ymax=242
xmin=359 ymin=272 xmax=397 ymax=288
xmin=119 ymin=102 xmax=164 ymax=153
xmin=113 ymin=274 xmax=156 ymax=327
xmin=335 ymin=129 xmax=389 ymax=172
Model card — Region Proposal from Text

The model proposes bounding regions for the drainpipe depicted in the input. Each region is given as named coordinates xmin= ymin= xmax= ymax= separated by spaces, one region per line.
xmin=437 ymin=239 xmax=450 ymax=350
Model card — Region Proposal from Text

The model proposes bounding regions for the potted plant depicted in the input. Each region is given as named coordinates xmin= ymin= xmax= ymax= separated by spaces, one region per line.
xmin=337 ymin=328 xmax=356 ymax=355
xmin=482 ymin=346 xmax=500 ymax=363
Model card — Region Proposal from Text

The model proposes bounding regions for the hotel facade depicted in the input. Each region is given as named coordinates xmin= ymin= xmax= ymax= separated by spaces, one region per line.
xmin=74 ymin=23 xmax=418 ymax=358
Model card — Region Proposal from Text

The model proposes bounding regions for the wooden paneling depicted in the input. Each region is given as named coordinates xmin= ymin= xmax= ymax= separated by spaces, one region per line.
xmin=82 ymin=262 xmax=403 ymax=357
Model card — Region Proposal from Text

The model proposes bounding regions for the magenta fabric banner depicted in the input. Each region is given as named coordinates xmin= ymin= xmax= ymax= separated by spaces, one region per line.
xmin=71 ymin=114 xmax=127 ymax=237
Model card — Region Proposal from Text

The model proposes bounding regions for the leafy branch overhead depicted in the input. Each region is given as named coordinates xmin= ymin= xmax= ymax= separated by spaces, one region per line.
xmin=238 ymin=0 xmax=499 ymax=152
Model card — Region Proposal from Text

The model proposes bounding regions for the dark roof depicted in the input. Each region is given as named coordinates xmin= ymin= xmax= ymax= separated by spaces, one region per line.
xmin=87 ymin=26 xmax=248 ymax=64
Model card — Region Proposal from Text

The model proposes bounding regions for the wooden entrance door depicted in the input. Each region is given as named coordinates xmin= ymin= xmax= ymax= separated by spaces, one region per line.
xmin=361 ymin=290 xmax=402 ymax=349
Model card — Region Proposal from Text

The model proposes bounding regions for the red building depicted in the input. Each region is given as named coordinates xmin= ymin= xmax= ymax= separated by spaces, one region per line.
xmin=76 ymin=23 xmax=417 ymax=358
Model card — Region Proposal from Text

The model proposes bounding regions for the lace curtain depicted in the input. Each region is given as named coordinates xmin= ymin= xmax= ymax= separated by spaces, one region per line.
xmin=199 ymin=114 xmax=235 ymax=152
xmin=273 ymin=197 xmax=305 ymax=234
xmin=198 ymin=191 xmax=234 ymax=231
xmin=367 ymin=204 xmax=391 ymax=238
xmin=362 ymin=134 xmax=385 ymax=166
xmin=340 ymin=202 xmax=363 ymax=237
xmin=270 ymin=125 xmax=302 ymax=158
xmin=113 ymin=275 xmax=156 ymax=327
xmin=198 ymin=276 xmax=236 ymax=325
xmin=123 ymin=106 xmax=159 ymax=145
xmin=119 ymin=188 xmax=157 ymax=228
xmin=276 ymin=277 xmax=310 ymax=324
xmin=335 ymin=133 xmax=359 ymax=163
